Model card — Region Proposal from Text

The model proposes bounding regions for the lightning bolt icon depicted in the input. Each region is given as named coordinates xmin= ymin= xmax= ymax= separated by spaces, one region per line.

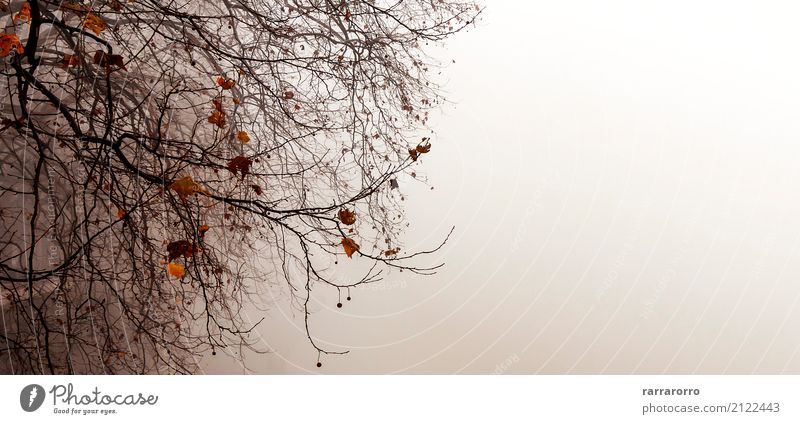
xmin=29 ymin=387 xmax=37 ymax=407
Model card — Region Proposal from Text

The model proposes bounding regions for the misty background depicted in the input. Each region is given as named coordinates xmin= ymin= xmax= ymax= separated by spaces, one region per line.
xmin=203 ymin=0 xmax=800 ymax=373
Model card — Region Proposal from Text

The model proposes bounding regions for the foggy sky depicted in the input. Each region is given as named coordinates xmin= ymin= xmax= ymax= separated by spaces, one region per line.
xmin=204 ymin=0 xmax=800 ymax=374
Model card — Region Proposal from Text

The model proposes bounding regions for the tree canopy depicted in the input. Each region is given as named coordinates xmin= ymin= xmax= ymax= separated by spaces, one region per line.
xmin=0 ymin=0 xmax=478 ymax=374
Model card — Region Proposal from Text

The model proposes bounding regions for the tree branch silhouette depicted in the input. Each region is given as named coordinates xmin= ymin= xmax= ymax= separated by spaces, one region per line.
xmin=0 ymin=0 xmax=479 ymax=374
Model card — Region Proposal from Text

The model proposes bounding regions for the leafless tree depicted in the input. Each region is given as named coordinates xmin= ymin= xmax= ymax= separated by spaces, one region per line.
xmin=0 ymin=0 xmax=478 ymax=374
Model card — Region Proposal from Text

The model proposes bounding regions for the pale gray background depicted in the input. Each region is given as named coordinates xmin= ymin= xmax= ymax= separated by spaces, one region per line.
xmin=204 ymin=0 xmax=800 ymax=374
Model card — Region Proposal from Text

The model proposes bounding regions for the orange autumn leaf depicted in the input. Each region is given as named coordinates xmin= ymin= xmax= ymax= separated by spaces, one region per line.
xmin=208 ymin=110 xmax=225 ymax=127
xmin=341 ymin=237 xmax=359 ymax=258
xmin=338 ymin=208 xmax=356 ymax=225
xmin=416 ymin=139 xmax=431 ymax=153
xmin=169 ymin=176 xmax=209 ymax=200
xmin=198 ymin=224 xmax=210 ymax=236
xmin=167 ymin=240 xmax=195 ymax=261
xmin=216 ymin=76 xmax=235 ymax=89
xmin=117 ymin=351 xmax=126 ymax=359
xmin=236 ymin=131 xmax=250 ymax=143
xmin=93 ymin=50 xmax=126 ymax=72
xmin=13 ymin=2 xmax=31 ymax=24
xmin=167 ymin=262 xmax=185 ymax=279
xmin=61 ymin=54 xmax=80 ymax=67
xmin=116 ymin=208 xmax=126 ymax=219
xmin=208 ymin=99 xmax=226 ymax=128
xmin=226 ymin=156 xmax=252 ymax=179
xmin=0 ymin=34 xmax=24 ymax=58
xmin=408 ymin=140 xmax=431 ymax=161
xmin=83 ymin=13 xmax=106 ymax=35
xmin=232 ymin=98 xmax=241 ymax=105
